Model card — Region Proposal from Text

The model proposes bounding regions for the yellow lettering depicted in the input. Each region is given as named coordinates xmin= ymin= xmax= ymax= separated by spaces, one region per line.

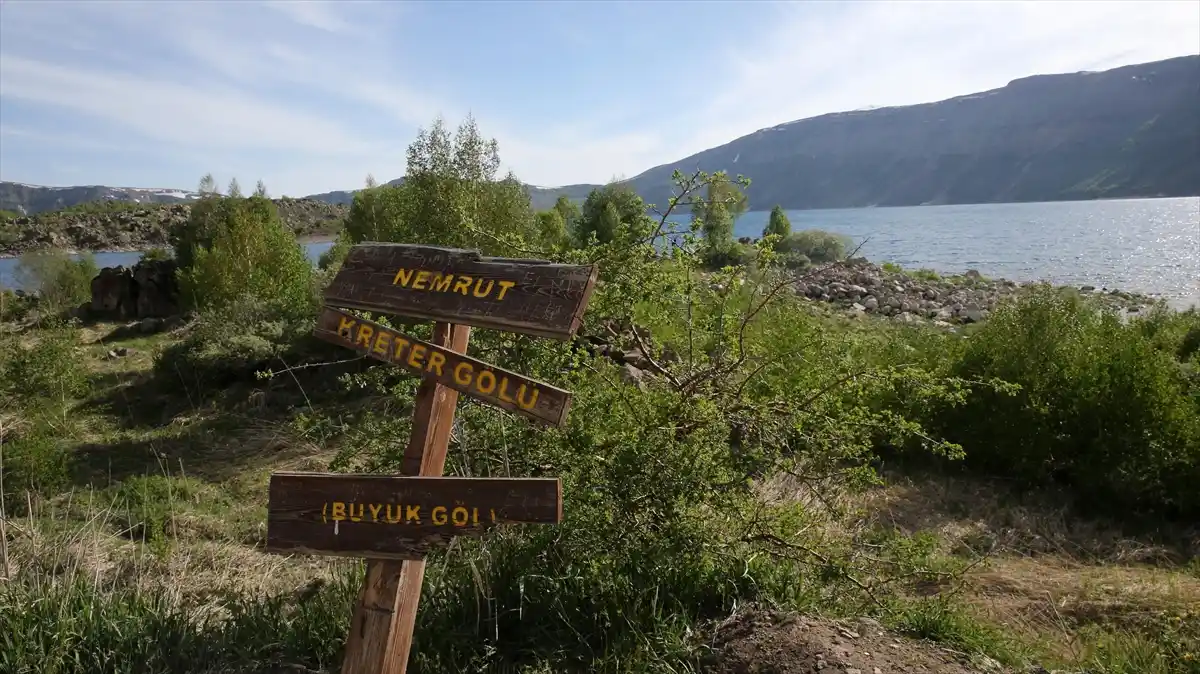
xmin=432 ymin=273 xmax=454 ymax=292
xmin=405 ymin=506 xmax=421 ymax=523
xmin=489 ymin=508 xmax=496 ymax=523
xmin=516 ymin=384 xmax=539 ymax=410
xmin=356 ymin=324 xmax=374 ymax=348
xmin=452 ymin=276 xmax=472 ymax=295
xmin=331 ymin=502 xmax=346 ymax=521
xmin=393 ymin=337 xmax=411 ymax=362
xmin=473 ymin=278 xmax=495 ymax=298
xmin=412 ymin=270 xmax=431 ymax=290
xmin=407 ymin=343 xmax=427 ymax=369
xmin=368 ymin=504 xmax=382 ymax=522
xmin=432 ymin=506 xmax=447 ymax=525
xmin=477 ymin=370 xmax=496 ymax=395
xmin=427 ymin=351 xmax=446 ymax=377
xmin=372 ymin=331 xmax=392 ymax=356
xmin=472 ymin=507 xmax=479 ymax=524
xmin=392 ymin=268 xmax=414 ymax=287
xmin=348 ymin=503 xmax=364 ymax=522
xmin=451 ymin=507 xmax=469 ymax=527
xmin=496 ymin=280 xmax=516 ymax=300
xmin=337 ymin=316 xmax=356 ymax=338
xmin=454 ymin=362 xmax=473 ymax=386
xmin=385 ymin=504 xmax=403 ymax=524
xmin=498 ymin=377 xmax=516 ymax=404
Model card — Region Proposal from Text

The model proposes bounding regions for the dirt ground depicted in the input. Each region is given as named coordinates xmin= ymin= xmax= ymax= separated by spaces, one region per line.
xmin=705 ymin=607 xmax=1004 ymax=674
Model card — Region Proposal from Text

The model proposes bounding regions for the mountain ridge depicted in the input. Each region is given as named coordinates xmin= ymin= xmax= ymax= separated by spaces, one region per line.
xmin=2 ymin=55 xmax=1197 ymax=216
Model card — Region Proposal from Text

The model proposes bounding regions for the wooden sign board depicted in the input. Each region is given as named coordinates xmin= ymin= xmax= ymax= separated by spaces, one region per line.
xmin=313 ymin=306 xmax=572 ymax=426
xmin=323 ymin=243 xmax=598 ymax=340
xmin=266 ymin=473 xmax=561 ymax=560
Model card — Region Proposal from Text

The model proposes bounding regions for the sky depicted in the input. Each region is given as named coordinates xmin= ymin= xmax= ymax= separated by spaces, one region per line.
xmin=0 ymin=1 xmax=1197 ymax=198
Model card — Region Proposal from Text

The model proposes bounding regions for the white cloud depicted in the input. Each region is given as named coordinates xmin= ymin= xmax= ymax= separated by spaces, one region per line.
xmin=264 ymin=0 xmax=356 ymax=34
xmin=0 ymin=55 xmax=372 ymax=155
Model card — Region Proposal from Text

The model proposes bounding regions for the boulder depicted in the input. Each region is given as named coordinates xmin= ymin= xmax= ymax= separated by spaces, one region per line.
xmin=89 ymin=258 xmax=180 ymax=321
xmin=133 ymin=259 xmax=180 ymax=318
xmin=91 ymin=266 xmax=136 ymax=319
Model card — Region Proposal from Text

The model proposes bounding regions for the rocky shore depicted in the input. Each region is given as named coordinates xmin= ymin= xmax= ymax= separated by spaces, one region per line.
xmin=794 ymin=257 xmax=1158 ymax=326
xmin=0 ymin=198 xmax=348 ymax=257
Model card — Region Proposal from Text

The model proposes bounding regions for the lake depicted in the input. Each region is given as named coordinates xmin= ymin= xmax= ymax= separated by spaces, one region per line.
xmin=2 ymin=197 xmax=1198 ymax=310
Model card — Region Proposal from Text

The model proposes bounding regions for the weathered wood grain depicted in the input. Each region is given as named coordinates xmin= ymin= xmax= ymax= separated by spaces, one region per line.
xmin=323 ymin=244 xmax=598 ymax=340
xmin=313 ymin=306 xmax=572 ymax=426
xmin=340 ymin=321 xmax=469 ymax=674
xmin=266 ymin=473 xmax=562 ymax=559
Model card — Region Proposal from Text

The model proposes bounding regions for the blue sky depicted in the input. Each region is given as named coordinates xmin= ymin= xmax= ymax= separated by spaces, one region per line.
xmin=1 ymin=0 xmax=1197 ymax=197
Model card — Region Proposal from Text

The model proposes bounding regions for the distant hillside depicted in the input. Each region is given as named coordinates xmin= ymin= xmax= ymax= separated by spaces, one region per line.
xmin=0 ymin=182 xmax=201 ymax=216
xmin=621 ymin=55 xmax=1200 ymax=210
xmin=0 ymin=198 xmax=347 ymax=257
xmin=304 ymin=56 xmax=1200 ymax=212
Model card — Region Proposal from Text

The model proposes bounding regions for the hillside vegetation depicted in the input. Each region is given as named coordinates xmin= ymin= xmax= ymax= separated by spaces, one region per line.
xmin=1 ymin=115 xmax=1198 ymax=674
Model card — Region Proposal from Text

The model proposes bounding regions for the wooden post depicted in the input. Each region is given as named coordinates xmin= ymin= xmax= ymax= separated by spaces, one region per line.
xmin=340 ymin=321 xmax=470 ymax=674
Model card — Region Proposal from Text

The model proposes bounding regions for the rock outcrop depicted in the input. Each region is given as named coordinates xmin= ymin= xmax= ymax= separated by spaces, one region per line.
xmin=0 ymin=198 xmax=347 ymax=257
xmin=89 ymin=259 xmax=180 ymax=320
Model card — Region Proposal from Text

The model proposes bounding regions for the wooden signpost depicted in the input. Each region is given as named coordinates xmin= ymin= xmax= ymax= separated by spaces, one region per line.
xmin=265 ymin=243 xmax=598 ymax=674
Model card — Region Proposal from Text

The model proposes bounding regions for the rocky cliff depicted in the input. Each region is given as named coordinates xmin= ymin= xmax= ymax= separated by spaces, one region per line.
xmin=0 ymin=198 xmax=347 ymax=257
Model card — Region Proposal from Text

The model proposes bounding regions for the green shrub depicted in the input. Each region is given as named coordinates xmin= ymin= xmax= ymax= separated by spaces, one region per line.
xmin=139 ymin=247 xmax=172 ymax=263
xmin=177 ymin=196 xmax=314 ymax=318
xmin=0 ymin=418 xmax=72 ymax=512
xmin=13 ymin=249 xmax=97 ymax=312
xmin=0 ymin=322 xmax=89 ymax=405
xmin=763 ymin=205 xmax=792 ymax=239
xmin=154 ymin=296 xmax=317 ymax=388
xmin=777 ymin=230 xmax=851 ymax=264
xmin=0 ymin=287 xmax=35 ymax=322
xmin=317 ymin=230 xmax=352 ymax=272
xmin=930 ymin=286 xmax=1200 ymax=517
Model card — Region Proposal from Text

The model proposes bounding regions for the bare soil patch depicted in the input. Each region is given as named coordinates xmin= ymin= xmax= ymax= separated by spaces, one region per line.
xmin=706 ymin=607 xmax=1001 ymax=674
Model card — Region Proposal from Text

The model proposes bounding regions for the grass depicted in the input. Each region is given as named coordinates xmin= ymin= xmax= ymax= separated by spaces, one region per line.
xmin=2 ymin=311 xmax=1196 ymax=673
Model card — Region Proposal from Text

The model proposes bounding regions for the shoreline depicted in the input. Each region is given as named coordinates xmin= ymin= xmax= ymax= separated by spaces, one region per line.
xmin=2 ymin=242 xmax=1196 ymax=312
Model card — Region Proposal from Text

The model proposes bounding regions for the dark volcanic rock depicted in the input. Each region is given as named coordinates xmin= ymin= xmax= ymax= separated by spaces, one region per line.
xmin=89 ymin=259 xmax=180 ymax=320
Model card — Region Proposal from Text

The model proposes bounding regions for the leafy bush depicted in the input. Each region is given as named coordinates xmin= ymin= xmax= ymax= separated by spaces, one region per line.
xmin=0 ymin=323 xmax=87 ymax=510
xmin=139 ymin=247 xmax=172 ymax=263
xmin=929 ymin=286 xmax=1200 ymax=517
xmin=13 ymin=249 xmax=97 ymax=312
xmin=534 ymin=208 xmax=568 ymax=250
xmin=154 ymin=296 xmax=317 ymax=387
xmin=0 ymin=321 xmax=89 ymax=405
xmin=342 ymin=117 xmax=538 ymax=256
xmin=0 ymin=287 xmax=35 ymax=322
xmin=176 ymin=195 xmax=315 ymax=318
xmin=777 ymin=230 xmax=852 ymax=264
xmin=317 ymin=230 xmax=353 ymax=272
xmin=0 ymin=418 xmax=72 ymax=513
